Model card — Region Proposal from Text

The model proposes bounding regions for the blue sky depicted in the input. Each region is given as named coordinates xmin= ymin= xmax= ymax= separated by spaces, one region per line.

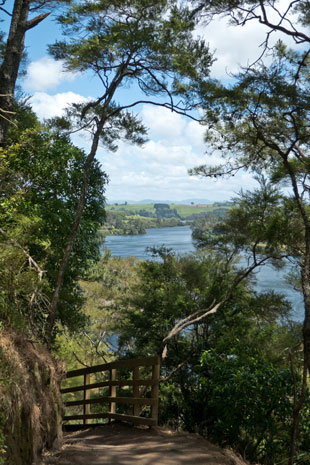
xmin=2 ymin=1 xmax=297 ymax=202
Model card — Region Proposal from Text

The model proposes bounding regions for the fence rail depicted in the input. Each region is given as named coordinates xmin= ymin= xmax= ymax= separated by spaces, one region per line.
xmin=61 ymin=356 xmax=160 ymax=427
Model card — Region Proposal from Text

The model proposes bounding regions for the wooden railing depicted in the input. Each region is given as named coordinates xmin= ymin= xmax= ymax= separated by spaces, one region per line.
xmin=61 ymin=356 xmax=160 ymax=427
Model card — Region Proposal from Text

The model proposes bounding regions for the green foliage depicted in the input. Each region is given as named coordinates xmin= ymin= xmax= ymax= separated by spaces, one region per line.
xmin=49 ymin=0 xmax=213 ymax=132
xmin=112 ymin=247 xmax=302 ymax=464
xmin=53 ymin=1 xmax=212 ymax=79
xmin=189 ymin=20 xmax=310 ymax=463
xmin=101 ymin=211 xmax=147 ymax=235
xmin=62 ymin=102 xmax=148 ymax=152
xmin=195 ymin=46 xmax=310 ymax=180
xmin=55 ymin=253 xmax=139 ymax=369
xmin=200 ymin=349 xmax=294 ymax=463
xmin=117 ymin=247 xmax=294 ymax=355
xmin=101 ymin=210 xmax=183 ymax=235
xmin=118 ymin=249 xmax=245 ymax=355
xmin=154 ymin=203 xmax=181 ymax=219
xmin=191 ymin=211 xmax=226 ymax=246
xmin=0 ymin=105 xmax=108 ymax=337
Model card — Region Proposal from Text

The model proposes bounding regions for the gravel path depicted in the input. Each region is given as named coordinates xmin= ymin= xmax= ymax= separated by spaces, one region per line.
xmin=40 ymin=423 xmax=248 ymax=465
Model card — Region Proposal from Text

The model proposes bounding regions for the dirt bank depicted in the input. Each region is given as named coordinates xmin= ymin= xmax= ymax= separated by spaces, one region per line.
xmin=40 ymin=423 xmax=249 ymax=465
xmin=0 ymin=331 xmax=64 ymax=465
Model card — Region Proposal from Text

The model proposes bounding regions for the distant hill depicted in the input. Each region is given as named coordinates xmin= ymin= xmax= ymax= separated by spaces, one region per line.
xmin=107 ymin=198 xmax=213 ymax=205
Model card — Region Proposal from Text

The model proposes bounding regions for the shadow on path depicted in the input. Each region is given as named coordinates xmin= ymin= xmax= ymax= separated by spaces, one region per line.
xmin=41 ymin=423 xmax=248 ymax=465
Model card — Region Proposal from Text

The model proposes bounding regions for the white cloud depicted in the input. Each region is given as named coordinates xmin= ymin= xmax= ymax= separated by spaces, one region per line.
xmin=184 ymin=121 xmax=206 ymax=150
xmin=141 ymin=105 xmax=186 ymax=141
xmin=199 ymin=19 xmax=263 ymax=78
xmin=29 ymin=91 xmax=88 ymax=120
xmin=97 ymin=110 xmax=257 ymax=202
xmin=26 ymin=87 xmax=258 ymax=202
xmin=24 ymin=57 xmax=77 ymax=92
xmin=103 ymin=167 xmax=254 ymax=202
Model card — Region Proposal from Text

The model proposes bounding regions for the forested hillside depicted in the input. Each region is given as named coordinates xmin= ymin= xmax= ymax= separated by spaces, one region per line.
xmin=1 ymin=1 xmax=310 ymax=465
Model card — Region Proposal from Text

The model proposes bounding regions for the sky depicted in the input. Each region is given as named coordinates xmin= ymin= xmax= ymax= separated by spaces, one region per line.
xmin=2 ymin=1 xmax=299 ymax=203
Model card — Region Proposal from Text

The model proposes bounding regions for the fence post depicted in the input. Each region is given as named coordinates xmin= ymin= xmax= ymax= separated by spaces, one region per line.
xmin=109 ymin=368 xmax=116 ymax=421
xmin=133 ymin=366 xmax=140 ymax=417
xmin=83 ymin=373 xmax=91 ymax=425
xmin=151 ymin=357 xmax=160 ymax=426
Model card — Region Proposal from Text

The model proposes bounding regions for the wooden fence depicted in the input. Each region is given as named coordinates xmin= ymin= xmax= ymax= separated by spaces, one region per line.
xmin=61 ymin=356 xmax=160 ymax=427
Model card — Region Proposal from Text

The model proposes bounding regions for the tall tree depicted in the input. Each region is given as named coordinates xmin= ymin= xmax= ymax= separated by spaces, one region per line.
xmin=191 ymin=42 xmax=310 ymax=464
xmin=187 ymin=5 xmax=310 ymax=461
xmin=44 ymin=0 xmax=214 ymax=343
xmin=0 ymin=1 xmax=71 ymax=147
xmin=115 ymin=248 xmax=297 ymax=463
xmin=0 ymin=104 xmax=107 ymax=337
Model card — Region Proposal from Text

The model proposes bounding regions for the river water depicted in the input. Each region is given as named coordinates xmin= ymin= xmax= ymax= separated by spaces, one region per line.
xmin=104 ymin=225 xmax=304 ymax=321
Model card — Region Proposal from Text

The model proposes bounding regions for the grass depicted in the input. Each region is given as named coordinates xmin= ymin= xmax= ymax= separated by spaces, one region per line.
xmin=106 ymin=203 xmax=225 ymax=219
xmin=171 ymin=204 xmax=214 ymax=217
xmin=108 ymin=204 xmax=155 ymax=213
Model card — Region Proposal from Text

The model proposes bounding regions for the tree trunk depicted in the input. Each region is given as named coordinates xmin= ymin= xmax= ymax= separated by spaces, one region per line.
xmin=44 ymin=64 xmax=128 ymax=345
xmin=0 ymin=0 xmax=48 ymax=148
xmin=288 ymin=366 xmax=306 ymax=465
xmin=0 ymin=0 xmax=30 ymax=147
xmin=44 ymin=117 xmax=105 ymax=345
xmin=288 ymin=231 xmax=310 ymax=465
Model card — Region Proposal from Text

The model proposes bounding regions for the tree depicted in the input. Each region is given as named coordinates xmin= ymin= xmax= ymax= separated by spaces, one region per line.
xmin=199 ymin=349 xmax=294 ymax=463
xmin=117 ymin=247 xmax=291 ymax=357
xmin=115 ymin=248 xmax=299 ymax=463
xmin=0 ymin=0 xmax=71 ymax=147
xmin=190 ymin=39 xmax=310 ymax=464
xmin=0 ymin=104 xmax=107 ymax=337
xmin=55 ymin=252 xmax=139 ymax=370
xmin=186 ymin=4 xmax=310 ymax=461
xmin=190 ymin=0 xmax=310 ymax=49
xmin=154 ymin=203 xmax=180 ymax=219
xmin=43 ymin=0 xmax=213 ymax=343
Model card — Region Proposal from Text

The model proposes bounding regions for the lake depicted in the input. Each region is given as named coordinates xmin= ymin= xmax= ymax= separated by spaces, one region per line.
xmin=104 ymin=225 xmax=304 ymax=321
xmin=104 ymin=225 xmax=195 ymax=259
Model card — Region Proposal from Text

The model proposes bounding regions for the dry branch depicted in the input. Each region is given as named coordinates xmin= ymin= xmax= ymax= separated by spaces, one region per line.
xmin=161 ymin=300 xmax=223 ymax=359
xmin=0 ymin=94 xmax=16 ymax=125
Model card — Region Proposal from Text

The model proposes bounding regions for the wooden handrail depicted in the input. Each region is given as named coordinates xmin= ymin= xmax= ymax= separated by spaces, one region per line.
xmin=65 ymin=396 xmax=157 ymax=407
xmin=65 ymin=356 xmax=159 ymax=378
xmin=61 ymin=378 xmax=155 ymax=394
xmin=61 ymin=356 xmax=160 ymax=427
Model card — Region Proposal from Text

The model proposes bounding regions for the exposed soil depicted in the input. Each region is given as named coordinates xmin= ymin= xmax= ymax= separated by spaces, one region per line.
xmin=40 ymin=423 xmax=249 ymax=465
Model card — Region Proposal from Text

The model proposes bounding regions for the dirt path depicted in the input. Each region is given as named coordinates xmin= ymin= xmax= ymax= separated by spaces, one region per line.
xmin=41 ymin=423 xmax=248 ymax=465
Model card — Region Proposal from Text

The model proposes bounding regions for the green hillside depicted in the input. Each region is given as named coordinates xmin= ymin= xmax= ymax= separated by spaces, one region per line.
xmin=107 ymin=202 xmax=231 ymax=219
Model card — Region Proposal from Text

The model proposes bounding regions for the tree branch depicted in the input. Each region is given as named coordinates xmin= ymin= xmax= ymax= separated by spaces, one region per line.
xmin=257 ymin=0 xmax=310 ymax=43
xmin=161 ymin=301 xmax=223 ymax=358
xmin=73 ymin=351 xmax=90 ymax=368
xmin=294 ymin=143 xmax=308 ymax=159
xmin=160 ymin=361 xmax=187 ymax=383
xmin=108 ymin=100 xmax=201 ymax=122
xmin=26 ymin=12 xmax=50 ymax=31
xmin=0 ymin=6 xmax=11 ymax=16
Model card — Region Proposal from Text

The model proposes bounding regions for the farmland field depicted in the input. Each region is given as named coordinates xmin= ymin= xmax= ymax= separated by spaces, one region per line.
xmin=106 ymin=202 xmax=230 ymax=218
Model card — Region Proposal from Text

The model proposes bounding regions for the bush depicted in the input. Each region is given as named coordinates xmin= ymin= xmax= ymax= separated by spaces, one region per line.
xmin=199 ymin=349 xmax=293 ymax=463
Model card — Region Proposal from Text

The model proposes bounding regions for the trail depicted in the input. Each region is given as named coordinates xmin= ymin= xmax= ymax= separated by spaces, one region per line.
xmin=41 ymin=423 xmax=248 ymax=465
